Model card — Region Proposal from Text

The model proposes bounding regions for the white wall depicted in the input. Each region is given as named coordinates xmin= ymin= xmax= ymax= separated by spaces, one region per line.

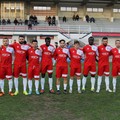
xmin=0 ymin=31 xmax=118 ymax=47
xmin=0 ymin=31 xmax=71 ymax=46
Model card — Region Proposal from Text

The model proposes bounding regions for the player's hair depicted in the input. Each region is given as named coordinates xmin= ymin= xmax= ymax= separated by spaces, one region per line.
xmin=59 ymin=39 xmax=65 ymax=43
xmin=102 ymin=36 xmax=108 ymax=41
xmin=88 ymin=36 xmax=94 ymax=41
xmin=45 ymin=37 xmax=51 ymax=41
xmin=74 ymin=40 xmax=80 ymax=45
xmin=3 ymin=37 xmax=8 ymax=40
xmin=32 ymin=39 xmax=38 ymax=43
xmin=19 ymin=35 xmax=25 ymax=38
xmin=115 ymin=40 xmax=120 ymax=43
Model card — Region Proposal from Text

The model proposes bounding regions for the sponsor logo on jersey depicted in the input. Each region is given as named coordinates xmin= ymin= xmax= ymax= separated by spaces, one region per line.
xmin=16 ymin=50 xmax=25 ymax=54
xmin=31 ymin=56 xmax=39 ymax=59
xmin=44 ymin=52 xmax=51 ymax=55
xmin=73 ymin=55 xmax=80 ymax=59
xmin=59 ymin=54 xmax=67 ymax=57
xmin=88 ymin=52 xmax=95 ymax=55
xmin=2 ymin=54 xmax=10 ymax=57
xmin=102 ymin=52 xmax=109 ymax=55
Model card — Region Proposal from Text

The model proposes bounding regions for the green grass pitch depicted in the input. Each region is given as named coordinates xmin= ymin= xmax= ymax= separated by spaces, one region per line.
xmin=0 ymin=64 xmax=120 ymax=120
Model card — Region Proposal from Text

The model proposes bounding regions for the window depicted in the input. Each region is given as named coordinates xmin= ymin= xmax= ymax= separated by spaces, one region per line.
xmin=87 ymin=8 xmax=92 ymax=12
xmin=60 ymin=7 xmax=78 ymax=12
xmin=93 ymin=8 xmax=97 ymax=12
xmin=98 ymin=8 xmax=103 ymax=12
xmin=113 ymin=9 xmax=120 ymax=13
xmin=60 ymin=7 xmax=66 ymax=11
xmin=72 ymin=7 xmax=77 ymax=12
xmin=87 ymin=8 xmax=103 ymax=12
xmin=67 ymin=7 xmax=71 ymax=11
xmin=33 ymin=6 xmax=51 ymax=10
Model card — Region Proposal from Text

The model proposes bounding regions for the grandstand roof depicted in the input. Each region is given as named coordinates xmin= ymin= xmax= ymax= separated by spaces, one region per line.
xmin=2 ymin=0 xmax=120 ymax=6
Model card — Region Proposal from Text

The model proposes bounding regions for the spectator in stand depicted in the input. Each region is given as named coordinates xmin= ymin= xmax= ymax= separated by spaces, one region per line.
xmin=63 ymin=16 xmax=66 ymax=22
xmin=76 ymin=14 xmax=79 ymax=21
xmin=14 ymin=18 xmax=18 ymax=25
xmin=29 ymin=15 xmax=34 ymax=25
xmin=90 ymin=17 xmax=95 ymax=23
xmin=52 ymin=16 xmax=56 ymax=26
xmin=85 ymin=15 xmax=89 ymax=23
xmin=28 ymin=20 xmax=32 ymax=30
xmin=7 ymin=18 xmax=11 ymax=24
xmin=45 ymin=16 xmax=48 ymax=22
xmin=52 ymin=16 xmax=56 ymax=21
xmin=2 ymin=19 xmax=6 ymax=25
xmin=24 ymin=19 xmax=28 ymax=25
xmin=18 ymin=19 xmax=23 ymax=25
xmin=33 ymin=15 xmax=37 ymax=25
xmin=48 ymin=16 xmax=51 ymax=26
xmin=73 ymin=14 xmax=76 ymax=21
xmin=29 ymin=15 xmax=33 ymax=21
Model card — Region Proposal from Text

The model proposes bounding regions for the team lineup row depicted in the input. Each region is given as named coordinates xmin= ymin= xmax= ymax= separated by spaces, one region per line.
xmin=0 ymin=36 xmax=120 ymax=96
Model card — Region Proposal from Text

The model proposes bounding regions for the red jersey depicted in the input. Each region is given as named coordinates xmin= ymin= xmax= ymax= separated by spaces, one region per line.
xmin=0 ymin=45 xmax=14 ymax=67
xmin=28 ymin=47 xmax=41 ymax=66
xmin=54 ymin=47 xmax=69 ymax=67
xmin=98 ymin=45 xmax=112 ymax=65
xmin=40 ymin=44 xmax=55 ymax=64
xmin=69 ymin=47 xmax=84 ymax=68
xmin=111 ymin=48 xmax=120 ymax=65
xmin=10 ymin=43 xmax=30 ymax=65
xmin=83 ymin=45 xmax=97 ymax=64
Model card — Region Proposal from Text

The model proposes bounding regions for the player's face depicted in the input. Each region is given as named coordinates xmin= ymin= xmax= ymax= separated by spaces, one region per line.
xmin=32 ymin=42 xmax=38 ymax=48
xmin=102 ymin=39 xmax=108 ymax=46
xmin=3 ymin=39 xmax=9 ymax=46
xmin=115 ymin=41 xmax=120 ymax=48
xmin=89 ymin=39 xmax=94 ymax=45
xmin=45 ymin=39 xmax=51 ymax=46
xmin=74 ymin=43 xmax=80 ymax=49
xmin=19 ymin=37 xmax=25 ymax=44
xmin=60 ymin=41 xmax=65 ymax=48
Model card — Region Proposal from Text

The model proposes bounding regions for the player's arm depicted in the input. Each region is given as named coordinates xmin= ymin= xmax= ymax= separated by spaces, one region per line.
xmin=39 ymin=49 xmax=42 ymax=63
xmin=0 ymin=45 xmax=2 ymax=49
xmin=52 ymin=46 xmax=56 ymax=54
xmin=12 ymin=48 xmax=15 ymax=64
xmin=9 ymin=43 xmax=15 ymax=49
xmin=69 ymin=49 xmax=72 ymax=60
xmin=39 ymin=46 xmax=43 ymax=53
xmin=95 ymin=47 xmax=99 ymax=62
xmin=52 ymin=49 xmax=57 ymax=66
xmin=109 ymin=46 xmax=113 ymax=56
xmin=81 ymin=51 xmax=85 ymax=62
xmin=26 ymin=50 xmax=29 ymax=61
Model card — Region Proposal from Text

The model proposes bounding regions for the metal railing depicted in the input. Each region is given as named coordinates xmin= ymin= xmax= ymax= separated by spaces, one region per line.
xmin=0 ymin=24 xmax=120 ymax=33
